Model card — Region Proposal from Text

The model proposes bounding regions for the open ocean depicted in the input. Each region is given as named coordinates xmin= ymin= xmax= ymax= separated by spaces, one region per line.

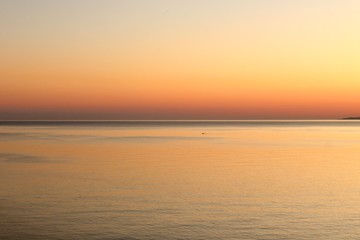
xmin=1 ymin=120 xmax=360 ymax=239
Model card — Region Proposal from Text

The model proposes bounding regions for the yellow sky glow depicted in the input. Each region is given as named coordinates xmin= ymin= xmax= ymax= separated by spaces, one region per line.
xmin=1 ymin=0 xmax=360 ymax=119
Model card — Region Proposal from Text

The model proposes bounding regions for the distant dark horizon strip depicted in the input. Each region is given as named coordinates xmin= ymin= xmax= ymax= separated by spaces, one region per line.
xmin=1 ymin=120 xmax=360 ymax=127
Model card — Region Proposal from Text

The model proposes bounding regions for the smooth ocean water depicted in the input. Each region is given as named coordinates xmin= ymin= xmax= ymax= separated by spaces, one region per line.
xmin=1 ymin=121 xmax=360 ymax=239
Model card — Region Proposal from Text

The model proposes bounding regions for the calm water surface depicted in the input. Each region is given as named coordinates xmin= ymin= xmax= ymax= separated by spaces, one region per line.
xmin=1 ymin=121 xmax=360 ymax=239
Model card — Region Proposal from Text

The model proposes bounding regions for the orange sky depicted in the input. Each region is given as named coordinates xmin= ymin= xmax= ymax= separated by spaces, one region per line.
xmin=1 ymin=0 xmax=360 ymax=120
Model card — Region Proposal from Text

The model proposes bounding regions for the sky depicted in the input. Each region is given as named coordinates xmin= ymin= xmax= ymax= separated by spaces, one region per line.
xmin=1 ymin=0 xmax=360 ymax=120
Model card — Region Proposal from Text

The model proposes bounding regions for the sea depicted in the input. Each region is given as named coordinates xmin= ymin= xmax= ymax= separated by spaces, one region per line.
xmin=1 ymin=120 xmax=360 ymax=239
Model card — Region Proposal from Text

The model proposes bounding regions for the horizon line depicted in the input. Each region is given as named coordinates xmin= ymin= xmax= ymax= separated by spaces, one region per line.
xmin=0 ymin=119 xmax=352 ymax=122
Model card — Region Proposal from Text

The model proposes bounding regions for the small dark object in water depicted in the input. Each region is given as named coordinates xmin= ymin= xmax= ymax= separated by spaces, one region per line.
xmin=201 ymin=133 xmax=205 ymax=135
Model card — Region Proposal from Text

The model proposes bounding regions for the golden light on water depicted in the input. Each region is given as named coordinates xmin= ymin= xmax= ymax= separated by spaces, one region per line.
xmin=2 ymin=122 xmax=360 ymax=238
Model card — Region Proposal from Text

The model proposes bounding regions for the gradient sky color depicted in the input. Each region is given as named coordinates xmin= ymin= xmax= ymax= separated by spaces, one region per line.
xmin=1 ymin=0 xmax=360 ymax=120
